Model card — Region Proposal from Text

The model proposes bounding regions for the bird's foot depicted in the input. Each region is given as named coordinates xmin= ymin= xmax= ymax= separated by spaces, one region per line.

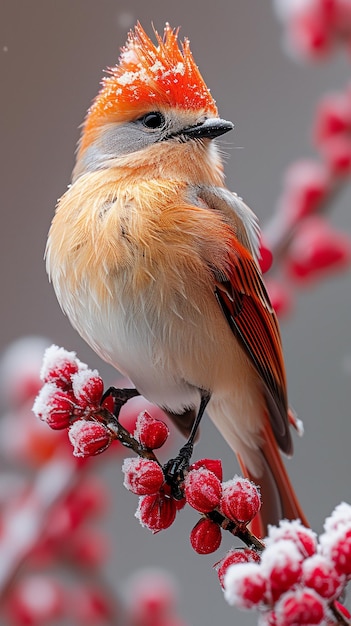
xmin=101 ymin=386 xmax=140 ymax=419
xmin=163 ymin=441 xmax=194 ymax=500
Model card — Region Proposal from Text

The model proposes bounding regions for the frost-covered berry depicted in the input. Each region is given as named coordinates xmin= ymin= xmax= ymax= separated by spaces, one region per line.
xmin=313 ymin=92 xmax=351 ymax=147
xmin=281 ymin=160 xmax=331 ymax=221
xmin=323 ymin=526 xmax=351 ymax=576
xmin=40 ymin=345 xmax=82 ymax=388
xmin=71 ymin=369 xmax=104 ymax=409
xmin=265 ymin=519 xmax=317 ymax=558
xmin=184 ymin=468 xmax=222 ymax=513
xmin=265 ymin=278 xmax=294 ymax=318
xmin=216 ymin=549 xmax=261 ymax=588
xmin=134 ymin=411 xmax=169 ymax=449
xmin=6 ymin=574 xmax=64 ymax=625
xmin=220 ymin=476 xmax=261 ymax=524
xmin=224 ymin=562 xmax=266 ymax=609
xmin=323 ymin=502 xmax=351 ymax=534
xmin=285 ymin=216 xmax=351 ymax=281
xmin=302 ymin=554 xmax=345 ymax=599
xmin=259 ymin=236 xmax=273 ymax=274
xmin=122 ymin=457 xmax=164 ymax=495
xmin=261 ymin=540 xmax=303 ymax=601
xmin=275 ymin=588 xmax=326 ymax=626
xmin=68 ymin=420 xmax=112 ymax=457
xmin=136 ymin=491 xmax=177 ymax=532
xmin=33 ymin=383 xmax=76 ymax=430
xmin=321 ymin=134 xmax=351 ymax=176
xmin=190 ymin=518 xmax=222 ymax=555
xmin=189 ymin=458 xmax=223 ymax=481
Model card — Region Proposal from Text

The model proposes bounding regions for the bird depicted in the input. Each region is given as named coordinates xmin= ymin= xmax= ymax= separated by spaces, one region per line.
xmin=46 ymin=22 xmax=307 ymax=536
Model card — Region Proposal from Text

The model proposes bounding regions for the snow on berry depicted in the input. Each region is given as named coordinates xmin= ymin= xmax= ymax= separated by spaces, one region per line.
xmin=265 ymin=519 xmax=317 ymax=558
xmin=274 ymin=588 xmax=326 ymax=626
xmin=302 ymin=553 xmax=345 ymax=599
xmin=313 ymin=91 xmax=351 ymax=147
xmin=134 ymin=410 xmax=169 ymax=449
xmin=40 ymin=345 xmax=83 ymax=387
xmin=321 ymin=524 xmax=351 ymax=577
xmin=281 ymin=160 xmax=331 ymax=221
xmin=190 ymin=518 xmax=222 ymax=555
xmin=71 ymin=369 xmax=104 ymax=409
xmin=32 ymin=382 xmax=77 ymax=430
xmin=136 ymin=491 xmax=177 ymax=532
xmin=216 ymin=549 xmax=261 ymax=588
xmin=122 ymin=457 xmax=164 ymax=495
xmin=189 ymin=458 xmax=223 ymax=482
xmin=220 ymin=476 xmax=261 ymax=524
xmin=68 ymin=420 xmax=112 ymax=457
xmin=224 ymin=562 xmax=267 ymax=609
xmin=285 ymin=216 xmax=351 ymax=282
xmin=184 ymin=467 xmax=222 ymax=513
xmin=260 ymin=540 xmax=303 ymax=602
xmin=323 ymin=502 xmax=351 ymax=534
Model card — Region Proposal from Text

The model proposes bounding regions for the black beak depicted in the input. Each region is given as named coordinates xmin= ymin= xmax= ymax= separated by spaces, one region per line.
xmin=179 ymin=117 xmax=234 ymax=140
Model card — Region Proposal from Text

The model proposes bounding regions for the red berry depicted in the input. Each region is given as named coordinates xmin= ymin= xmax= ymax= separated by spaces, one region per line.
xmin=282 ymin=160 xmax=331 ymax=221
xmin=220 ymin=476 xmax=261 ymax=524
xmin=125 ymin=570 xmax=177 ymax=625
xmin=261 ymin=540 xmax=303 ymax=602
xmin=134 ymin=410 xmax=169 ymax=449
xmin=321 ymin=134 xmax=351 ymax=176
xmin=266 ymin=520 xmax=317 ymax=558
xmin=33 ymin=383 xmax=77 ymax=430
xmin=287 ymin=8 xmax=334 ymax=60
xmin=265 ymin=278 xmax=294 ymax=318
xmin=286 ymin=216 xmax=351 ymax=282
xmin=275 ymin=588 xmax=326 ymax=626
xmin=189 ymin=458 xmax=223 ymax=481
xmin=184 ymin=468 xmax=222 ymax=513
xmin=6 ymin=575 xmax=64 ymax=625
xmin=216 ymin=549 xmax=260 ymax=588
xmin=303 ymin=554 xmax=345 ymax=599
xmin=68 ymin=420 xmax=112 ymax=457
xmin=328 ymin=526 xmax=351 ymax=576
xmin=136 ymin=491 xmax=177 ymax=532
xmin=313 ymin=92 xmax=351 ymax=147
xmin=334 ymin=601 xmax=351 ymax=620
xmin=72 ymin=370 xmax=104 ymax=409
xmin=259 ymin=236 xmax=273 ymax=274
xmin=223 ymin=562 xmax=266 ymax=609
xmin=71 ymin=584 xmax=114 ymax=625
xmin=68 ymin=528 xmax=109 ymax=568
xmin=190 ymin=518 xmax=222 ymax=554
xmin=122 ymin=457 xmax=164 ymax=495
xmin=41 ymin=345 xmax=80 ymax=388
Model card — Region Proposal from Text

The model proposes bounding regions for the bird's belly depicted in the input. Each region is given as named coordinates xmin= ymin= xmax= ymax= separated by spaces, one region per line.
xmin=68 ymin=273 xmax=255 ymax=414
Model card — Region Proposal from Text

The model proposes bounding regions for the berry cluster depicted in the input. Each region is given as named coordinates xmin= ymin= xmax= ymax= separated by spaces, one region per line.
xmin=274 ymin=0 xmax=351 ymax=60
xmin=263 ymin=91 xmax=351 ymax=316
xmin=123 ymin=449 xmax=261 ymax=553
xmin=222 ymin=510 xmax=351 ymax=625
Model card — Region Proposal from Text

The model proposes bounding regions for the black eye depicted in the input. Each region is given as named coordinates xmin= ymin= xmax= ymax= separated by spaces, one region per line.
xmin=141 ymin=112 xmax=165 ymax=129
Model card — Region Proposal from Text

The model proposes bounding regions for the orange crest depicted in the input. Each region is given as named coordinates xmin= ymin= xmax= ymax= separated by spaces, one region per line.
xmin=84 ymin=23 xmax=218 ymax=135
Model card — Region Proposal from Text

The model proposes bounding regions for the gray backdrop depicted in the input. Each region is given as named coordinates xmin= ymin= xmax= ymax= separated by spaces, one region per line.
xmin=1 ymin=1 xmax=351 ymax=624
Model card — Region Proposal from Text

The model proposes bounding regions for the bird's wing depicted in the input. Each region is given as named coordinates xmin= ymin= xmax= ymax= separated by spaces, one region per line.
xmin=193 ymin=185 xmax=291 ymax=455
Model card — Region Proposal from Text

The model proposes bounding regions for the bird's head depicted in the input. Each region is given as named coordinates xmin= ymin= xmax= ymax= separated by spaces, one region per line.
xmin=73 ymin=23 xmax=233 ymax=181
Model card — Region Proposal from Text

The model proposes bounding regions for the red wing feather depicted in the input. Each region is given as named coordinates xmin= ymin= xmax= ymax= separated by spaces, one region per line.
xmin=215 ymin=240 xmax=292 ymax=455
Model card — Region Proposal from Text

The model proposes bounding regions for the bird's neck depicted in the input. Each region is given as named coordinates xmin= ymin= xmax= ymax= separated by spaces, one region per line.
xmin=73 ymin=138 xmax=225 ymax=188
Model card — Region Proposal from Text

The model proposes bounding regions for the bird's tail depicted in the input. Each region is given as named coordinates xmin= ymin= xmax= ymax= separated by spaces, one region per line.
xmin=237 ymin=414 xmax=308 ymax=539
